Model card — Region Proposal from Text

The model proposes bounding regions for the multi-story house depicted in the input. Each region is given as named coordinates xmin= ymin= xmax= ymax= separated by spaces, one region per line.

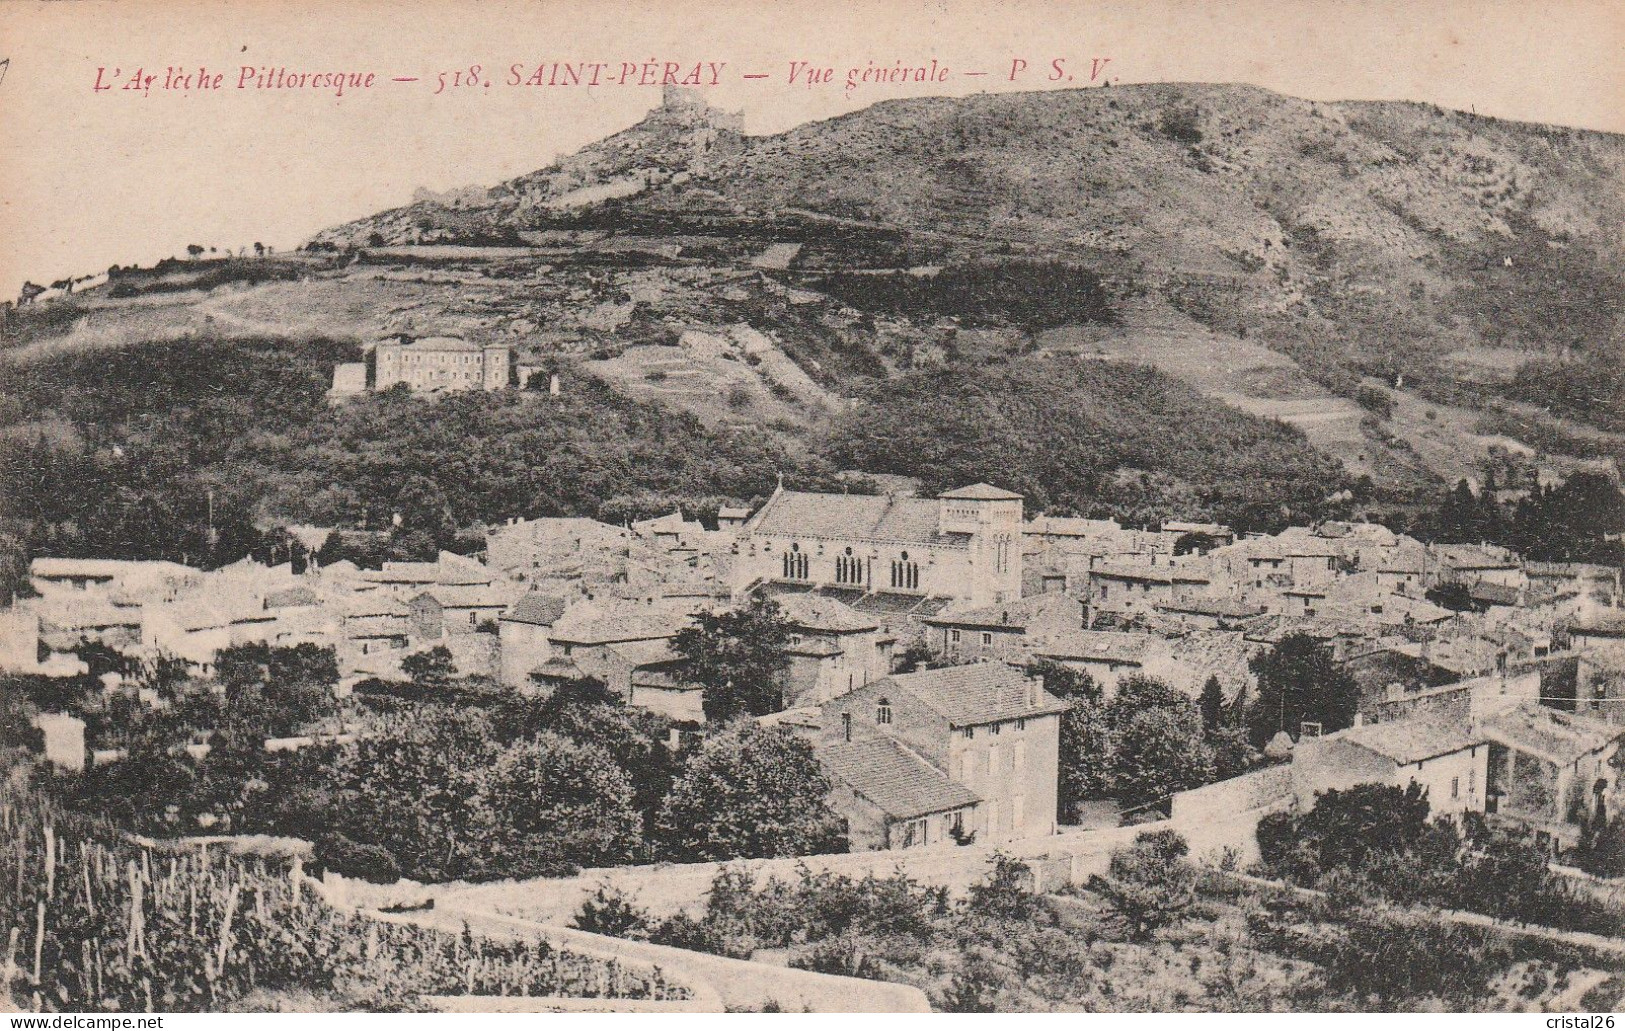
xmin=921 ymin=592 xmax=1084 ymax=663
xmin=814 ymin=663 xmax=1065 ymax=848
xmin=374 ymin=336 xmax=510 ymax=393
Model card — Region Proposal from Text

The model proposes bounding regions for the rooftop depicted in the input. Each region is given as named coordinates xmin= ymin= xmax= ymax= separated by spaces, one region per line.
xmin=938 ymin=483 xmax=1023 ymax=501
xmin=748 ymin=489 xmax=951 ymax=545
xmin=876 ymin=662 xmax=1068 ymax=727
xmin=500 ymin=592 xmax=569 ymax=627
xmin=1482 ymin=705 xmax=1621 ymax=766
xmin=1332 ymin=713 xmax=1477 ymax=765
xmin=819 ymin=737 xmax=981 ymax=820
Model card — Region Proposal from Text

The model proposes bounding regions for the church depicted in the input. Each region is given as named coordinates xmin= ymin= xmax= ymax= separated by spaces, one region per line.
xmin=731 ymin=483 xmax=1024 ymax=607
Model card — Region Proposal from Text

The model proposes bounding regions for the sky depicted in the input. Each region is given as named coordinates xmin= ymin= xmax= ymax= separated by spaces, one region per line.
xmin=1 ymin=0 xmax=1621 ymax=291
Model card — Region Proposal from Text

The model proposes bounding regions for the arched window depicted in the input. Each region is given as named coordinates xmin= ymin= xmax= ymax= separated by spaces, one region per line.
xmin=890 ymin=551 xmax=920 ymax=590
xmin=783 ymin=542 xmax=809 ymax=580
xmin=835 ymin=546 xmax=863 ymax=585
xmin=877 ymin=698 xmax=892 ymax=725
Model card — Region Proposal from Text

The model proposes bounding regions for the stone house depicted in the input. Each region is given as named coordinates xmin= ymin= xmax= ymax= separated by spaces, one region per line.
xmin=815 ymin=663 xmax=1065 ymax=847
xmin=773 ymin=593 xmax=895 ymax=706
xmin=921 ymin=592 xmax=1084 ymax=663
xmin=497 ymin=593 xmax=569 ymax=688
xmin=818 ymin=737 xmax=982 ymax=850
xmin=1085 ymin=558 xmax=1211 ymax=620
xmin=1292 ymin=699 xmax=1625 ymax=851
xmin=374 ymin=336 xmax=510 ymax=393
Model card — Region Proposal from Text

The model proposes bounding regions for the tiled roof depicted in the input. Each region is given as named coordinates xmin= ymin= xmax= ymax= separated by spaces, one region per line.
xmin=748 ymin=490 xmax=955 ymax=545
xmin=548 ymin=611 xmax=685 ymax=645
xmin=819 ymin=737 xmax=981 ymax=820
xmin=774 ymin=594 xmax=879 ymax=634
xmin=501 ymin=593 xmax=568 ymax=627
xmin=1091 ymin=560 xmax=1211 ymax=583
xmin=1572 ymin=611 xmax=1625 ymax=637
xmin=1155 ymin=597 xmax=1264 ymax=619
xmin=924 ymin=592 xmax=1081 ymax=631
xmin=415 ymin=584 xmax=507 ymax=609
xmin=938 ymin=483 xmax=1023 ymax=501
xmin=264 ymin=585 xmax=320 ymax=609
xmin=1469 ymin=582 xmax=1522 ymax=606
xmin=1035 ymin=629 xmax=1152 ymax=663
xmin=1334 ymin=713 xmax=1477 ymax=765
xmin=881 ymin=662 xmax=1068 ymax=727
xmin=396 ymin=336 xmax=481 ymax=352
xmin=606 ymin=639 xmax=682 ymax=669
xmin=31 ymin=558 xmax=194 ymax=579
xmin=1482 ymin=705 xmax=1621 ymax=766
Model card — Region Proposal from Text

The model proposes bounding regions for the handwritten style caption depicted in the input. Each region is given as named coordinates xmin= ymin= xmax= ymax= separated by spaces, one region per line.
xmin=90 ymin=57 xmax=1112 ymax=99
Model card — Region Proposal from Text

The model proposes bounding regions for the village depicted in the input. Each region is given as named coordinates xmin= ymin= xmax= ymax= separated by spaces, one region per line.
xmin=6 ymin=476 xmax=1624 ymax=865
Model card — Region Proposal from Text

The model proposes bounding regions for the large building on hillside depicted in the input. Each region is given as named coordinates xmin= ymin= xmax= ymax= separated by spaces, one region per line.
xmin=732 ymin=483 xmax=1024 ymax=607
xmin=374 ymin=336 xmax=510 ymax=392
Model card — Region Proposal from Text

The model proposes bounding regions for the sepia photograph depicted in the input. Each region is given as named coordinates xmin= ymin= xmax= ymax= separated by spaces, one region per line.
xmin=1 ymin=0 xmax=1623 ymax=1017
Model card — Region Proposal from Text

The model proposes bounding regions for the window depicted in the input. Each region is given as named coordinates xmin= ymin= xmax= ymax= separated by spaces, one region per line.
xmin=988 ymin=722 xmax=1001 ymax=736
xmin=1016 ymin=719 xmax=1026 ymax=732
xmin=877 ymin=698 xmax=892 ymax=725
xmin=835 ymin=546 xmax=864 ymax=585
xmin=900 ymin=817 xmax=929 ymax=848
xmin=890 ymin=551 xmax=920 ymax=590
xmin=782 ymin=543 xmax=809 ymax=580
xmin=949 ymin=629 xmax=961 ymax=644
xmin=1451 ymin=776 xmax=1460 ymax=800
xmin=988 ymin=746 xmax=999 ymax=774
xmin=1468 ymin=768 xmax=1476 ymax=796
xmin=962 ymin=726 xmax=975 ymax=740
xmin=1015 ymin=740 xmax=1027 ymax=773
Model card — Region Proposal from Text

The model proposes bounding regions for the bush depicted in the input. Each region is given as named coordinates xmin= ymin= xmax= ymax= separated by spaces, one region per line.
xmin=966 ymin=854 xmax=1043 ymax=922
xmin=572 ymin=883 xmax=654 ymax=939
xmin=1095 ymin=829 xmax=1198 ymax=939
xmin=317 ymin=833 xmax=401 ymax=884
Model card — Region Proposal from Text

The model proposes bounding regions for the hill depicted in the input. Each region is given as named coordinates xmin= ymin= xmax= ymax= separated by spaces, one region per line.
xmin=318 ymin=82 xmax=1625 ymax=378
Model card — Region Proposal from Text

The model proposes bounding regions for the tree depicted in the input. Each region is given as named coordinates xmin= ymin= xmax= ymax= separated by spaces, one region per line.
xmin=965 ymin=854 xmax=1043 ymax=922
xmin=186 ymin=244 xmax=205 ymax=260
xmin=482 ymin=732 xmax=644 ymax=876
xmin=655 ymin=722 xmax=845 ymax=861
xmin=1057 ymin=699 xmax=1112 ymax=820
xmin=1095 ymin=829 xmax=1198 ymax=939
xmin=1198 ymin=674 xmax=1225 ymax=733
xmin=1107 ymin=702 xmax=1215 ymax=809
xmin=253 ymin=241 xmax=265 ymax=257
xmin=401 ymin=645 xmax=456 ymax=692
xmin=1026 ymin=659 xmax=1099 ymax=704
xmin=1248 ymin=633 xmax=1360 ymax=747
xmin=672 ymin=596 xmax=793 ymax=722
xmin=324 ymin=707 xmax=500 ymax=881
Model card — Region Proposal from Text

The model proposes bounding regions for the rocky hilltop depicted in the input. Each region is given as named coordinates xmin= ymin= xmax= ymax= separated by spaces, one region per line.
xmin=317 ymin=82 xmax=1625 ymax=373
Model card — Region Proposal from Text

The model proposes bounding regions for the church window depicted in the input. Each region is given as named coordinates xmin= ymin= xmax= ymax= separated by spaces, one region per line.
xmin=890 ymin=551 xmax=920 ymax=590
xmin=835 ymin=546 xmax=863 ymax=585
xmin=783 ymin=543 xmax=809 ymax=580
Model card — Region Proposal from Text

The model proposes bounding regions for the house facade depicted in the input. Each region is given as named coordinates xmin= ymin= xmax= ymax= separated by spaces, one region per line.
xmin=374 ymin=336 xmax=510 ymax=393
xmin=814 ymin=662 xmax=1064 ymax=847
